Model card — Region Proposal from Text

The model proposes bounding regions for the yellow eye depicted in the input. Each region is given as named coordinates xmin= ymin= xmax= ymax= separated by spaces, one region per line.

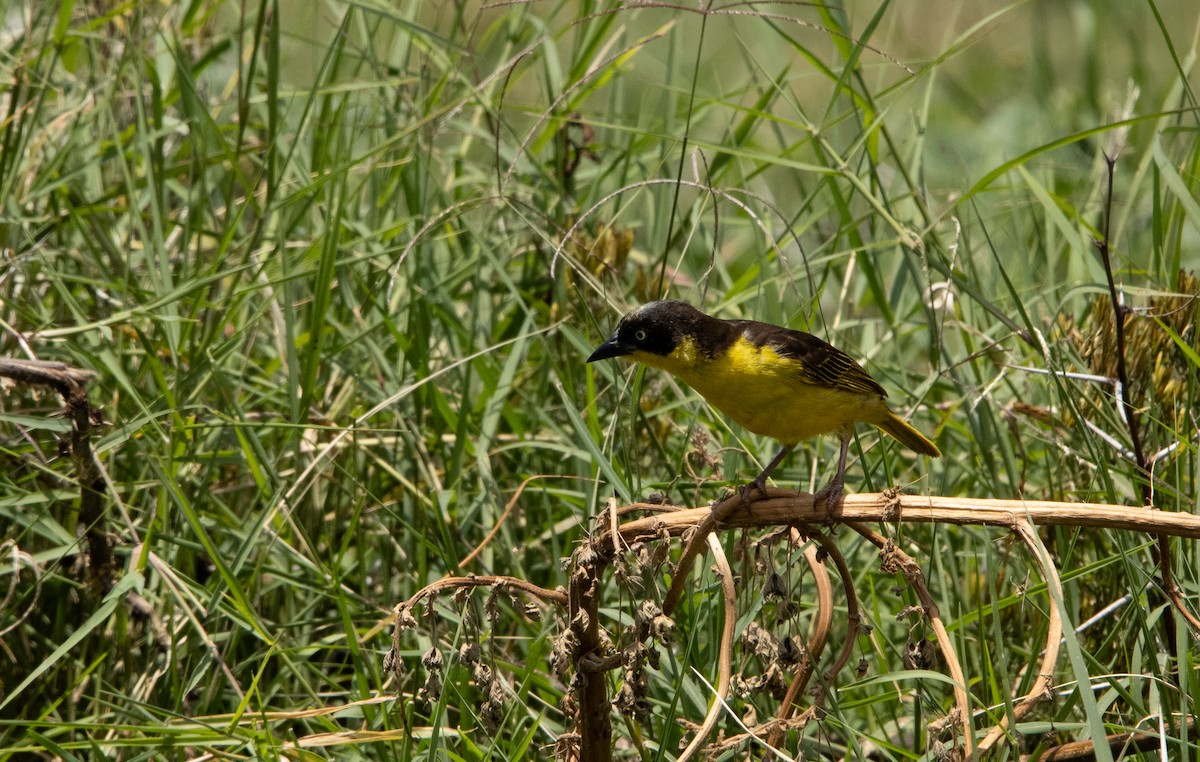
xmin=635 ymin=329 xmax=648 ymax=341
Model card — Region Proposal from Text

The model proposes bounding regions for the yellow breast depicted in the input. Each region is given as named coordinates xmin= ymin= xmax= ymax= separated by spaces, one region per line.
xmin=632 ymin=335 xmax=887 ymax=443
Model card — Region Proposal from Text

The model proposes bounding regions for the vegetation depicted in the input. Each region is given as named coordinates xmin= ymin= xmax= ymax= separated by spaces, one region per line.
xmin=0 ymin=0 xmax=1197 ymax=759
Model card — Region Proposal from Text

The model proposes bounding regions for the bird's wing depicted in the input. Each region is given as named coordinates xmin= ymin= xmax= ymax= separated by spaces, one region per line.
xmin=736 ymin=321 xmax=887 ymax=398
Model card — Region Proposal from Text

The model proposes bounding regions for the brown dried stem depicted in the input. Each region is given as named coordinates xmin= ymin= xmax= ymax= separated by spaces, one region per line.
xmin=616 ymin=490 xmax=1200 ymax=541
xmin=0 ymin=358 xmax=111 ymax=590
xmin=394 ymin=574 xmax=569 ymax=614
xmin=765 ymin=540 xmax=833 ymax=748
xmin=849 ymin=521 xmax=972 ymax=756
xmin=1094 ymin=154 xmax=1146 ymax=501
xmin=661 ymin=490 xmax=745 ymax=617
xmin=708 ymin=534 xmax=859 ymax=756
xmin=810 ymin=532 xmax=862 ymax=690
xmin=389 ymin=487 xmax=1198 ymax=760
xmin=609 ymin=488 xmax=1198 ymax=757
xmin=676 ymin=533 xmax=736 ymax=762
xmin=976 ymin=519 xmax=1064 ymax=754
xmin=1091 ymin=152 xmax=1196 ymax=649
xmin=1026 ymin=717 xmax=1195 ymax=761
xmin=568 ymin=544 xmax=612 ymax=762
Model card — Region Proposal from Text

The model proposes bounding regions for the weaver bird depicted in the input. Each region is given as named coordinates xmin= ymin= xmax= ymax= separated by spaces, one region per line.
xmin=587 ymin=300 xmax=940 ymax=505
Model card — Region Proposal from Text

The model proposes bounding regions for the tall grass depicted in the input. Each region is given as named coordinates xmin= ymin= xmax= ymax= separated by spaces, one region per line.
xmin=0 ymin=0 xmax=1197 ymax=758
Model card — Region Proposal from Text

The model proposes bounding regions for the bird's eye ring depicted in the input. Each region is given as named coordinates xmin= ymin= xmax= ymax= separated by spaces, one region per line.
xmin=634 ymin=329 xmax=648 ymax=341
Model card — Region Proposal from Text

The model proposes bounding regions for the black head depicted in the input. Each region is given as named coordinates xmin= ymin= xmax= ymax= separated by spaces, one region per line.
xmin=587 ymin=301 xmax=708 ymax=362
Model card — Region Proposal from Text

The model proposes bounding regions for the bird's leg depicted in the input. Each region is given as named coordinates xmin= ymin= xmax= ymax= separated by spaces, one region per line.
xmin=740 ymin=443 xmax=795 ymax=503
xmin=812 ymin=434 xmax=850 ymax=516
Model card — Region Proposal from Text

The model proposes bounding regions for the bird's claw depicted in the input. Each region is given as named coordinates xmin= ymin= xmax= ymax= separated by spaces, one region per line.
xmin=738 ymin=477 xmax=770 ymax=506
xmin=812 ymin=477 xmax=844 ymax=522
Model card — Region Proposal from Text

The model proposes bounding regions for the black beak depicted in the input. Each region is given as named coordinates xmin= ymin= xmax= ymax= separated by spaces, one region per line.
xmin=587 ymin=332 xmax=630 ymax=363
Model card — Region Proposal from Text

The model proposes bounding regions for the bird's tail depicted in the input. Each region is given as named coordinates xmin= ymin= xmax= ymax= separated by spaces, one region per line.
xmin=876 ymin=411 xmax=940 ymax=458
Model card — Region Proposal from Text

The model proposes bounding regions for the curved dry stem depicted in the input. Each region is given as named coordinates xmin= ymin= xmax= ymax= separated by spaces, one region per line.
xmin=848 ymin=521 xmax=973 ymax=758
xmin=766 ymin=539 xmax=834 ymax=749
xmin=677 ymin=533 xmax=737 ymax=762
xmin=1164 ymin=582 xmax=1200 ymax=632
xmin=810 ymin=532 xmax=861 ymax=691
xmin=396 ymin=574 xmax=569 ymax=615
xmin=460 ymin=474 xmax=587 ymax=567
xmin=1025 ymin=718 xmax=1195 ymax=761
xmin=711 ymin=531 xmax=857 ymax=758
xmin=662 ymin=491 xmax=743 ymax=616
xmin=977 ymin=519 xmax=1065 ymax=753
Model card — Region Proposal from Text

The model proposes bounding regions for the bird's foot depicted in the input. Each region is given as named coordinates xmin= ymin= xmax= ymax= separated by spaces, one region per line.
xmin=812 ymin=476 xmax=844 ymax=522
xmin=738 ymin=476 xmax=771 ymax=507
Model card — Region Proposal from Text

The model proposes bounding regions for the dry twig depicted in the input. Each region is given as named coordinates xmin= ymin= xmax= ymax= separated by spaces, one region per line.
xmin=974 ymin=520 xmax=1065 ymax=753
xmin=766 ymin=540 xmax=833 ymax=747
xmin=676 ymin=533 xmax=736 ymax=761
xmin=0 ymin=358 xmax=111 ymax=590
xmin=850 ymin=520 xmax=972 ymax=756
xmin=390 ymin=487 xmax=1200 ymax=761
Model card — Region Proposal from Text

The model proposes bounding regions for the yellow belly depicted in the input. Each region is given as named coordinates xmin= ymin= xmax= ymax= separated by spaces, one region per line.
xmin=701 ymin=380 xmax=882 ymax=442
xmin=633 ymin=337 xmax=887 ymax=443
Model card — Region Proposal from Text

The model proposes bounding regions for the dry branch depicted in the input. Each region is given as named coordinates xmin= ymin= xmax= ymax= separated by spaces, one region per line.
xmin=601 ymin=487 xmax=1198 ymax=757
xmin=849 ymin=521 xmax=973 ymax=756
xmin=0 ymin=358 xmax=112 ymax=590
xmin=1027 ymin=717 xmax=1194 ymax=760
xmin=1090 ymin=153 xmax=1196 ymax=657
xmin=390 ymin=486 xmax=1198 ymax=760
xmin=766 ymin=540 xmax=833 ymax=748
xmin=675 ymin=533 xmax=736 ymax=761
xmin=613 ymin=489 xmax=1200 ymax=541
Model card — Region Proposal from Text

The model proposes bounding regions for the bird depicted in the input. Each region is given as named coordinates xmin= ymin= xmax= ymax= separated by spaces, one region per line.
xmin=587 ymin=300 xmax=940 ymax=506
